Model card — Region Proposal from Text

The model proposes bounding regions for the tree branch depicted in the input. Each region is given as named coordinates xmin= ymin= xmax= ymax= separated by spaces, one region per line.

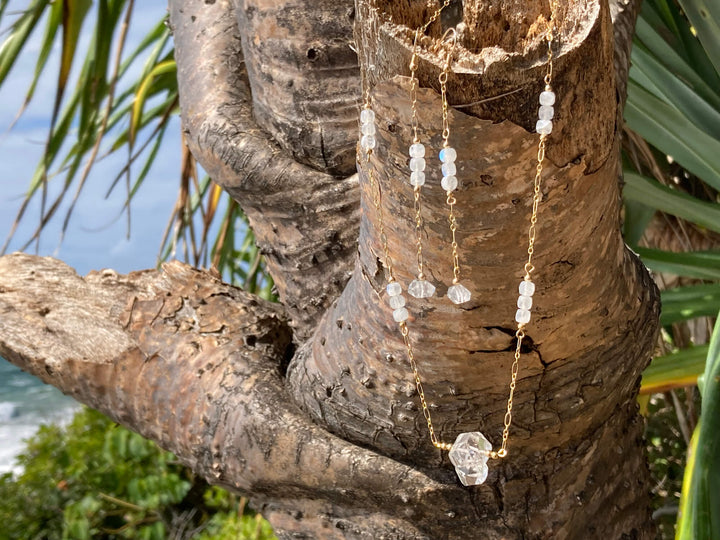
xmin=171 ymin=0 xmax=360 ymax=339
xmin=0 ymin=253 xmax=475 ymax=539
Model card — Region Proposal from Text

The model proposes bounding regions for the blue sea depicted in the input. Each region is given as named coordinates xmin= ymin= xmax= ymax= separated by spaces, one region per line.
xmin=0 ymin=361 xmax=79 ymax=474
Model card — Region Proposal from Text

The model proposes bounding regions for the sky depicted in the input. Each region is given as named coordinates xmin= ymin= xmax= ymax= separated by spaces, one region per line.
xmin=0 ymin=2 xmax=181 ymax=275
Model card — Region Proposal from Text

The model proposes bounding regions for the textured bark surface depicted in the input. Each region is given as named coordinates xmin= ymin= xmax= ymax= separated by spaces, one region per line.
xmin=235 ymin=0 xmax=360 ymax=175
xmin=174 ymin=0 xmax=360 ymax=339
xmin=0 ymin=0 xmax=661 ymax=538
xmin=286 ymin=2 xmax=659 ymax=536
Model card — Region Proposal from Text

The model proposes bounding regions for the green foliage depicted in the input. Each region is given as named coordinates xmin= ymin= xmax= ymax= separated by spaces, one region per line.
xmin=628 ymin=0 xmax=720 ymax=386
xmin=625 ymin=0 xmax=720 ymax=537
xmin=0 ymin=408 xmax=276 ymax=540
xmin=676 ymin=313 xmax=720 ymax=539
xmin=0 ymin=3 xmax=266 ymax=292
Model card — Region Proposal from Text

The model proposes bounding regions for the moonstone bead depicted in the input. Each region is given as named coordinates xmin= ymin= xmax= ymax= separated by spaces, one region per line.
xmin=447 ymin=283 xmax=471 ymax=304
xmin=441 ymin=162 xmax=456 ymax=177
xmin=386 ymin=282 xmax=402 ymax=296
xmin=538 ymin=105 xmax=554 ymax=121
xmin=361 ymin=122 xmax=376 ymax=135
xmin=515 ymin=308 xmax=531 ymax=324
xmin=393 ymin=307 xmax=410 ymax=323
xmin=518 ymin=280 xmax=535 ymax=296
xmin=536 ymin=119 xmax=552 ymax=135
xmin=449 ymin=431 xmax=493 ymax=486
xmin=409 ymin=157 xmax=426 ymax=172
xmin=389 ymin=294 xmax=406 ymax=309
xmin=360 ymin=108 xmax=375 ymax=124
xmin=539 ymin=90 xmax=556 ymax=106
xmin=441 ymin=175 xmax=458 ymax=192
xmin=408 ymin=279 xmax=436 ymax=299
xmin=439 ymin=147 xmax=457 ymax=163
xmin=410 ymin=171 xmax=426 ymax=187
xmin=517 ymin=295 xmax=532 ymax=310
xmin=409 ymin=143 xmax=426 ymax=158
xmin=361 ymin=134 xmax=376 ymax=149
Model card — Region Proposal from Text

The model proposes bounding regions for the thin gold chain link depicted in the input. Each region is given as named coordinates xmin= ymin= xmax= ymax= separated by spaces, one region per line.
xmin=400 ymin=322 xmax=453 ymax=450
xmin=494 ymin=1 xmax=557 ymax=460
xmin=439 ymin=44 xmax=462 ymax=285
xmin=413 ymin=187 xmax=426 ymax=278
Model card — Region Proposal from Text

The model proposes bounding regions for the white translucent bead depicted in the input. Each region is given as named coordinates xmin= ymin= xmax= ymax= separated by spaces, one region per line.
xmin=408 ymin=279 xmax=436 ymax=299
xmin=448 ymin=283 xmax=471 ymax=304
xmin=360 ymin=108 xmax=375 ymax=124
xmin=410 ymin=171 xmax=426 ymax=187
xmin=439 ymin=147 xmax=457 ymax=163
xmin=538 ymin=105 xmax=554 ymax=121
xmin=518 ymin=280 xmax=535 ymax=297
xmin=386 ymin=282 xmax=402 ymax=296
xmin=517 ymin=295 xmax=533 ymax=310
xmin=441 ymin=162 xmax=456 ymax=177
xmin=515 ymin=308 xmax=531 ymax=324
xmin=409 ymin=157 xmax=426 ymax=172
xmin=409 ymin=143 xmax=426 ymax=158
xmin=539 ymin=90 xmax=556 ymax=106
xmin=388 ymin=294 xmax=406 ymax=309
xmin=361 ymin=134 xmax=376 ymax=149
xmin=361 ymin=122 xmax=376 ymax=135
xmin=441 ymin=175 xmax=458 ymax=192
xmin=536 ymin=119 xmax=552 ymax=135
xmin=393 ymin=307 xmax=410 ymax=323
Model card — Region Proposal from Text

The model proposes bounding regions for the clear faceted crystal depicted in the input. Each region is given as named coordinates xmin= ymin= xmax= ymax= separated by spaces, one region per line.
xmin=439 ymin=146 xmax=457 ymax=163
xmin=449 ymin=431 xmax=493 ymax=486
xmin=447 ymin=283 xmax=471 ymax=304
xmin=409 ymin=142 xmax=426 ymax=158
xmin=386 ymin=282 xmax=402 ymax=297
xmin=408 ymin=279 xmax=436 ymax=299
xmin=441 ymin=175 xmax=458 ymax=192
xmin=388 ymin=295 xmax=406 ymax=309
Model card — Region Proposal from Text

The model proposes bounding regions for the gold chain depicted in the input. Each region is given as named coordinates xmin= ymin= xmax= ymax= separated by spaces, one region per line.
xmin=360 ymin=1 xmax=558 ymax=459
xmin=439 ymin=43 xmax=461 ymax=285
xmin=493 ymin=1 xmax=557 ymax=460
xmin=400 ymin=322 xmax=453 ymax=450
xmin=405 ymin=0 xmax=453 ymax=450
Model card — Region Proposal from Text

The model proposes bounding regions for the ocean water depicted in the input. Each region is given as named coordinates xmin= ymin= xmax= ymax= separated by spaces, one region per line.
xmin=0 ymin=359 xmax=79 ymax=473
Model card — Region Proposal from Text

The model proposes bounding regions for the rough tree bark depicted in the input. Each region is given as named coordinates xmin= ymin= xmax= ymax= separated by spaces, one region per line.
xmin=0 ymin=0 xmax=660 ymax=538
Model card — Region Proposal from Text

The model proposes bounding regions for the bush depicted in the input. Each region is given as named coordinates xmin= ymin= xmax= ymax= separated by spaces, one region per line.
xmin=0 ymin=408 xmax=276 ymax=540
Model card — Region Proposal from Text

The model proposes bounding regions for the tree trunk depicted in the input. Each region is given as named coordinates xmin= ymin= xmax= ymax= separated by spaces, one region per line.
xmin=0 ymin=0 xmax=660 ymax=538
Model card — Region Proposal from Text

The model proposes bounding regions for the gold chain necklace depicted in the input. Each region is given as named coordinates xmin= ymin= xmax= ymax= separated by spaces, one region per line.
xmin=358 ymin=1 xmax=559 ymax=486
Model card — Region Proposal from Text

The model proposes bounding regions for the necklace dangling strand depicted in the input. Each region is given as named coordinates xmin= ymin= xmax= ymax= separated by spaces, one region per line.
xmin=357 ymin=0 xmax=559 ymax=486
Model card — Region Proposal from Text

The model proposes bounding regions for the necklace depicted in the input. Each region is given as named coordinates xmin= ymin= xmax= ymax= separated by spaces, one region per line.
xmin=358 ymin=1 xmax=559 ymax=486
